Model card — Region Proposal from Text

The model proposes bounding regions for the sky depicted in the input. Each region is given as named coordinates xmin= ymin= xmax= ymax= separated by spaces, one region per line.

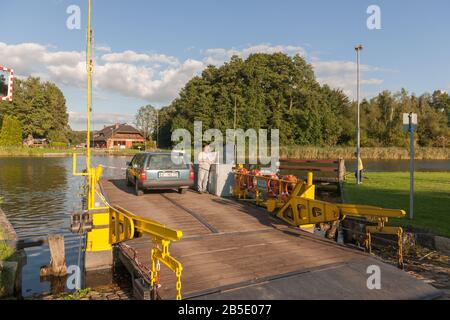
xmin=1 ymin=0 xmax=450 ymax=130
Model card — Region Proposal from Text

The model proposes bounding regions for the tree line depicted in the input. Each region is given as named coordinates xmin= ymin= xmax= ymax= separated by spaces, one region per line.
xmin=154 ymin=53 xmax=450 ymax=149
xmin=0 ymin=77 xmax=71 ymax=146
xmin=1 ymin=54 xmax=449 ymax=150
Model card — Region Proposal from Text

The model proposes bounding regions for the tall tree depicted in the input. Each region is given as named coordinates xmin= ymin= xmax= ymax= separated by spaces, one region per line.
xmin=0 ymin=77 xmax=70 ymax=140
xmin=135 ymin=105 xmax=157 ymax=150
xmin=0 ymin=115 xmax=23 ymax=146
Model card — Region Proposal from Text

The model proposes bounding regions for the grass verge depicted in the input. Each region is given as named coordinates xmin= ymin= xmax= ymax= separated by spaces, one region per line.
xmin=0 ymin=147 xmax=147 ymax=157
xmin=344 ymin=172 xmax=450 ymax=237
xmin=281 ymin=146 xmax=450 ymax=160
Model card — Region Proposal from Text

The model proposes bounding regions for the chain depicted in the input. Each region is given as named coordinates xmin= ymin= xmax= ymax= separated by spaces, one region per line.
xmin=176 ymin=269 xmax=182 ymax=300
xmin=150 ymin=247 xmax=159 ymax=289
xmin=365 ymin=231 xmax=372 ymax=254
xmin=397 ymin=228 xmax=404 ymax=269
xmin=149 ymin=243 xmax=183 ymax=300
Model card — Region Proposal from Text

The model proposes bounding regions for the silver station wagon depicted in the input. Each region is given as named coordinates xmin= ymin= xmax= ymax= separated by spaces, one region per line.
xmin=126 ymin=152 xmax=194 ymax=196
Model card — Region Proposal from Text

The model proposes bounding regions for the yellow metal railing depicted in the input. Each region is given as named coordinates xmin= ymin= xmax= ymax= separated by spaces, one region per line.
xmin=73 ymin=154 xmax=184 ymax=299
xmin=108 ymin=204 xmax=183 ymax=300
xmin=72 ymin=0 xmax=184 ymax=300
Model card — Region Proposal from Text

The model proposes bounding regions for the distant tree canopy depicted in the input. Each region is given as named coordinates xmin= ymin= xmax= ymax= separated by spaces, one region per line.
xmin=158 ymin=53 xmax=352 ymax=148
xmin=157 ymin=53 xmax=450 ymax=148
xmin=0 ymin=77 xmax=70 ymax=142
xmin=361 ymin=89 xmax=450 ymax=148
xmin=0 ymin=115 xmax=23 ymax=146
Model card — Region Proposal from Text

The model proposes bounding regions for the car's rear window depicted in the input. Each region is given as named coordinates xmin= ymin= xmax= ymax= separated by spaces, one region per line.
xmin=147 ymin=154 xmax=190 ymax=170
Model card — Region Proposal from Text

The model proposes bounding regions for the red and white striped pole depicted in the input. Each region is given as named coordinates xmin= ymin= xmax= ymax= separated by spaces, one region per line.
xmin=0 ymin=65 xmax=14 ymax=102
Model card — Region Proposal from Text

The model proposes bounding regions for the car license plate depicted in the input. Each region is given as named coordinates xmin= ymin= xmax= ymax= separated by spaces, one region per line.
xmin=159 ymin=172 xmax=178 ymax=178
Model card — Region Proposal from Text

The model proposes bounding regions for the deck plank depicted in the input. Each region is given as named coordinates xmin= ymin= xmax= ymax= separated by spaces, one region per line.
xmin=101 ymin=179 xmax=442 ymax=300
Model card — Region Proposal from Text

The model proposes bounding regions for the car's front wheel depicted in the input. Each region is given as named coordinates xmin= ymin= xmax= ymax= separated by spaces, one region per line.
xmin=135 ymin=179 xmax=144 ymax=196
xmin=126 ymin=174 xmax=132 ymax=187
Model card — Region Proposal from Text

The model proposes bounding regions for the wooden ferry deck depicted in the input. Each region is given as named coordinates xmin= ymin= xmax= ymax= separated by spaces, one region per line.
xmin=100 ymin=179 xmax=441 ymax=300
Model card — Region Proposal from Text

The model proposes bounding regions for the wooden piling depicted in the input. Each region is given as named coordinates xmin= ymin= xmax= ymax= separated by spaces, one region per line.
xmin=40 ymin=235 xmax=68 ymax=277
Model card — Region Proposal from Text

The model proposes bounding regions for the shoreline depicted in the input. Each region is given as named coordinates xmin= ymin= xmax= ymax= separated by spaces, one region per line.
xmin=280 ymin=146 xmax=450 ymax=161
xmin=0 ymin=146 xmax=449 ymax=160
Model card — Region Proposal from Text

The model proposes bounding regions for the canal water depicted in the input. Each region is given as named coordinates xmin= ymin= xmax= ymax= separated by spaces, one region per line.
xmin=0 ymin=156 xmax=449 ymax=297
xmin=0 ymin=156 xmax=131 ymax=297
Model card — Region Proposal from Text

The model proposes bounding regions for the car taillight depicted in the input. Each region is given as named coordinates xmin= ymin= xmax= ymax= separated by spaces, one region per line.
xmin=189 ymin=165 xmax=195 ymax=181
xmin=140 ymin=169 xmax=146 ymax=182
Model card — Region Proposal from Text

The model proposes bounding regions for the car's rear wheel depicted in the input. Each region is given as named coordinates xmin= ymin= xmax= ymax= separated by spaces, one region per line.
xmin=135 ymin=179 xmax=144 ymax=196
xmin=179 ymin=188 xmax=187 ymax=194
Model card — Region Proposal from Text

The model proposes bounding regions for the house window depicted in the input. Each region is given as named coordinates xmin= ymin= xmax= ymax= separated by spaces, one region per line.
xmin=113 ymin=141 xmax=126 ymax=147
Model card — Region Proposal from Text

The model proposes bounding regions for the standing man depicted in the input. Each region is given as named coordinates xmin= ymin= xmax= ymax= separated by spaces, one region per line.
xmin=198 ymin=145 xmax=212 ymax=193
xmin=355 ymin=152 xmax=364 ymax=184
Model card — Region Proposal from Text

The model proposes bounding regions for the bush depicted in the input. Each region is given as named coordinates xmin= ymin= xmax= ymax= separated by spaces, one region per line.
xmin=48 ymin=130 xmax=68 ymax=144
xmin=0 ymin=116 xmax=23 ymax=147
xmin=132 ymin=142 xmax=145 ymax=150
xmin=50 ymin=142 xmax=68 ymax=149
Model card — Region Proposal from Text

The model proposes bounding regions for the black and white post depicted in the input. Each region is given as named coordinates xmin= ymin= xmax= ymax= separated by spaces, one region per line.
xmin=403 ymin=113 xmax=418 ymax=220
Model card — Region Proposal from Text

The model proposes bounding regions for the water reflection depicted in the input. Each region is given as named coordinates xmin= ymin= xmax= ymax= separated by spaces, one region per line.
xmin=0 ymin=156 xmax=131 ymax=297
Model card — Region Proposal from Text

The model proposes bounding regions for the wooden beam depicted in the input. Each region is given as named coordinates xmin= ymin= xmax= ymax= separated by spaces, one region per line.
xmin=40 ymin=235 xmax=68 ymax=277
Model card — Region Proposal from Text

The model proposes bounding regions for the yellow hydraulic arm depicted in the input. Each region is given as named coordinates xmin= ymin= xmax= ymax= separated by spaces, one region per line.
xmin=234 ymin=171 xmax=407 ymax=268
xmin=276 ymin=195 xmax=406 ymax=267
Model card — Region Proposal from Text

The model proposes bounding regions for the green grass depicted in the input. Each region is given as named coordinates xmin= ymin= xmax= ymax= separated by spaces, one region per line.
xmin=0 ymin=146 xmax=149 ymax=157
xmin=0 ymin=146 xmax=80 ymax=156
xmin=0 ymin=226 xmax=14 ymax=261
xmin=344 ymin=172 xmax=450 ymax=237
xmin=281 ymin=146 xmax=450 ymax=160
xmin=0 ymin=242 xmax=14 ymax=261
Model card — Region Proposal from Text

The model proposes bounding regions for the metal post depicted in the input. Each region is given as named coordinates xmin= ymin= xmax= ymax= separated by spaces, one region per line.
xmin=234 ymin=94 xmax=237 ymax=164
xmin=86 ymin=0 xmax=92 ymax=175
xmin=156 ymin=109 xmax=159 ymax=149
xmin=409 ymin=113 xmax=414 ymax=220
xmin=355 ymin=45 xmax=363 ymax=185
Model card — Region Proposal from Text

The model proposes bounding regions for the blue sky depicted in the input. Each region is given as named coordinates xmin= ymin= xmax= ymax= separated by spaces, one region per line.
xmin=1 ymin=0 xmax=450 ymax=130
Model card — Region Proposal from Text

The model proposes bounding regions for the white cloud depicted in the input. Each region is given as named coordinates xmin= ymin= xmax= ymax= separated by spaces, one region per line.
xmin=0 ymin=42 xmax=203 ymax=103
xmin=203 ymin=44 xmax=306 ymax=66
xmin=313 ymin=60 xmax=379 ymax=74
xmin=96 ymin=45 xmax=112 ymax=53
xmin=0 ymin=42 xmax=84 ymax=76
xmin=101 ymin=50 xmax=179 ymax=65
xmin=69 ymin=111 xmax=135 ymax=128
xmin=313 ymin=60 xmax=383 ymax=99
xmin=1 ymin=41 xmax=384 ymax=119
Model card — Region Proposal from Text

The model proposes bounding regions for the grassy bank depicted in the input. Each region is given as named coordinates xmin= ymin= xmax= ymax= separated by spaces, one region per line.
xmin=0 ymin=147 xmax=142 ymax=157
xmin=0 ymin=225 xmax=15 ymax=296
xmin=281 ymin=146 xmax=450 ymax=160
xmin=344 ymin=172 xmax=450 ymax=237
xmin=2 ymin=146 xmax=450 ymax=160
xmin=0 ymin=147 xmax=79 ymax=157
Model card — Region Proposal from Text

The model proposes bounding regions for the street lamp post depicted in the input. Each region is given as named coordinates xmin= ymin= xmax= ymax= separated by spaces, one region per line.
xmin=355 ymin=44 xmax=363 ymax=185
